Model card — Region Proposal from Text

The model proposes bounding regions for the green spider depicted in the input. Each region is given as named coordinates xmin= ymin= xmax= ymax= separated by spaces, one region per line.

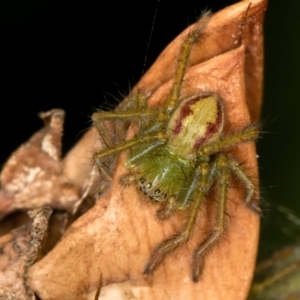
xmin=92 ymin=13 xmax=259 ymax=282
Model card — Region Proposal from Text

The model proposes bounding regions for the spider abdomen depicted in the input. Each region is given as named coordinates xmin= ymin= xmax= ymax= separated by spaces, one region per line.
xmin=167 ymin=94 xmax=224 ymax=158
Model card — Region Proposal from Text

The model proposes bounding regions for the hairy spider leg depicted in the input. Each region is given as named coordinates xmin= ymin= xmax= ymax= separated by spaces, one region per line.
xmin=94 ymin=131 xmax=167 ymax=165
xmin=165 ymin=12 xmax=211 ymax=114
xmin=92 ymin=94 xmax=146 ymax=148
xmin=143 ymin=162 xmax=211 ymax=275
xmin=198 ymin=125 xmax=259 ymax=157
xmin=191 ymin=154 xmax=229 ymax=282
xmin=93 ymin=109 xmax=160 ymax=122
xmin=92 ymin=93 xmax=167 ymax=182
xmin=227 ymin=155 xmax=260 ymax=214
xmin=94 ymin=131 xmax=168 ymax=184
xmin=93 ymin=93 xmax=154 ymax=149
xmin=197 ymin=124 xmax=260 ymax=212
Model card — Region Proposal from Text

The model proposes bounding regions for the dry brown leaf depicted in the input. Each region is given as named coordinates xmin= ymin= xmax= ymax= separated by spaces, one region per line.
xmin=0 ymin=207 xmax=52 ymax=299
xmin=0 ymin=109 xmax=80 ymax=220
xmin=27 ymin=0 xmax=267 ymax=299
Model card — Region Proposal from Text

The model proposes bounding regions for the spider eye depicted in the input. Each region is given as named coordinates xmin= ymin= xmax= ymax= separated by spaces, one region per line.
xmin=140 ymin=178 xmax=146 ymax=184
xmin=155 ymin=189 xmax=161 ymax=195
xmin=146 ymin=183 xmax=152 ymax=189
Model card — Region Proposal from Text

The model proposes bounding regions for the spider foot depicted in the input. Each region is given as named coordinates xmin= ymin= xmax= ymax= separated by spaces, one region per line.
xmin=244 ymin=189 xmax=261 ymax=215
xmin=143 ymin=251 xmax=165 ymax=275
xmin=191 ymin=256 xmax=205 ymax=282
xmin=246 ymin=199 xmax=261 ymax=215
xmin=144 ymin=232 xmax=186 ymax=275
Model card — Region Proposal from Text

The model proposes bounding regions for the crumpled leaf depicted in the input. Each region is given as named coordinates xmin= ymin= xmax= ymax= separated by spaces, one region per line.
xmin=30 ymin=46 xmax=260 ymax=300
xmin=0 ymin=207 xmax=52 ymax=299
xmin=0 ymin=109 xmax=80 ymax=221
xmin=28 ymin=0 xmax=267 ymax=298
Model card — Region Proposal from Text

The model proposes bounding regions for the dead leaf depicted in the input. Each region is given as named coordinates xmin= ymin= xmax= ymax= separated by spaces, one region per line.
xmin=0 ymin=109 xmax=80 ymax=220
xmin=28 ymin=0 xmax=267 ymax=297
xmin=0 ymin=207 xmax=52 ymax=299
xmin=0 ymin=0 xmax=264 ymax=299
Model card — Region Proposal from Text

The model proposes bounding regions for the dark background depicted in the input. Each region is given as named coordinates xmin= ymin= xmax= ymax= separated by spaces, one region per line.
xmin=1 ymin=0 xmax=300 ymax=258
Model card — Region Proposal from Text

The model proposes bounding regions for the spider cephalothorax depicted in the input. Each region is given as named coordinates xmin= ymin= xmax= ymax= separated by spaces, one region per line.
xmin=92 ymin=12 xmax=259 ymax=282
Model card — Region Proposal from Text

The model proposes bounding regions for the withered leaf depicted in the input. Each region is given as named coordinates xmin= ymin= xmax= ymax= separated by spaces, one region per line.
xmin=0 ymin=207 xmax=52 ymax=299
xmin=0 ymin=110 xmax=80 ymax=221
xmin=9 ymin=0 xmax=269 ymax=299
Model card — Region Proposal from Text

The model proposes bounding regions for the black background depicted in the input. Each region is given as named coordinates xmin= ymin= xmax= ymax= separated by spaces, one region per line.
xmin=1 ymin=0 xmax=237 ymax=156
xmin=2 ymin=0 xmax=300 ymax=258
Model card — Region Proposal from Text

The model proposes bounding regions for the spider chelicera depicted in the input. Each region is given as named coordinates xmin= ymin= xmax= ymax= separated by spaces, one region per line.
xmin=92 ymin=12 xmax=259 ymax=282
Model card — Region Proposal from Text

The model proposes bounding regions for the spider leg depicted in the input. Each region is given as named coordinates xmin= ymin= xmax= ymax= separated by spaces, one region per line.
xmin=92 ymin=93 xmax=166 ymax=148
xmin=92 ymin=92 xmax=167 ymax=124
xmin=92 ymin=107 xmax=166 ymax=146
xmin=166 ymin=12 xmax=211 ymax=113
xmin=94 ymin=159 xmax=114 ymax=183
xmin=94 ymin=132 xmax=167 ymax=161
xmin=227 ymin=155 xmax=260 ymax=214
xmin=93 ymin=93 xmax=168 ymax=186
xmin=92 ymin=110 xmax=116 ymax=149
xmin=92 ymin=109 xmax=160 ymax=122
xmin=198 ymin=124 xmax=259 ymax=156
xmin=117 ymin=93 xmax=148 ymax=111
xmin=94 ymin=132 xmax=167 ymax=177
xmin=93 ymin=102 xmax=141 ymax=150
xmin=144 ymin=162 xmax=210 ymax=275
xmin=192 ymin=155 xmax=230 ymax=282
xmin=191 ymin=154 xmax=229 ymax=282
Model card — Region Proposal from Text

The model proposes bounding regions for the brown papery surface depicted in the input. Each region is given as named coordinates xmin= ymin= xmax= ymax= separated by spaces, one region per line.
xmin=0 ymin=110 xmax=80 ymax=221
xmin=27 ymin=0 xmax=267 ymax=299
xmin=0 ymin=207 xmax=52 ymax=299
